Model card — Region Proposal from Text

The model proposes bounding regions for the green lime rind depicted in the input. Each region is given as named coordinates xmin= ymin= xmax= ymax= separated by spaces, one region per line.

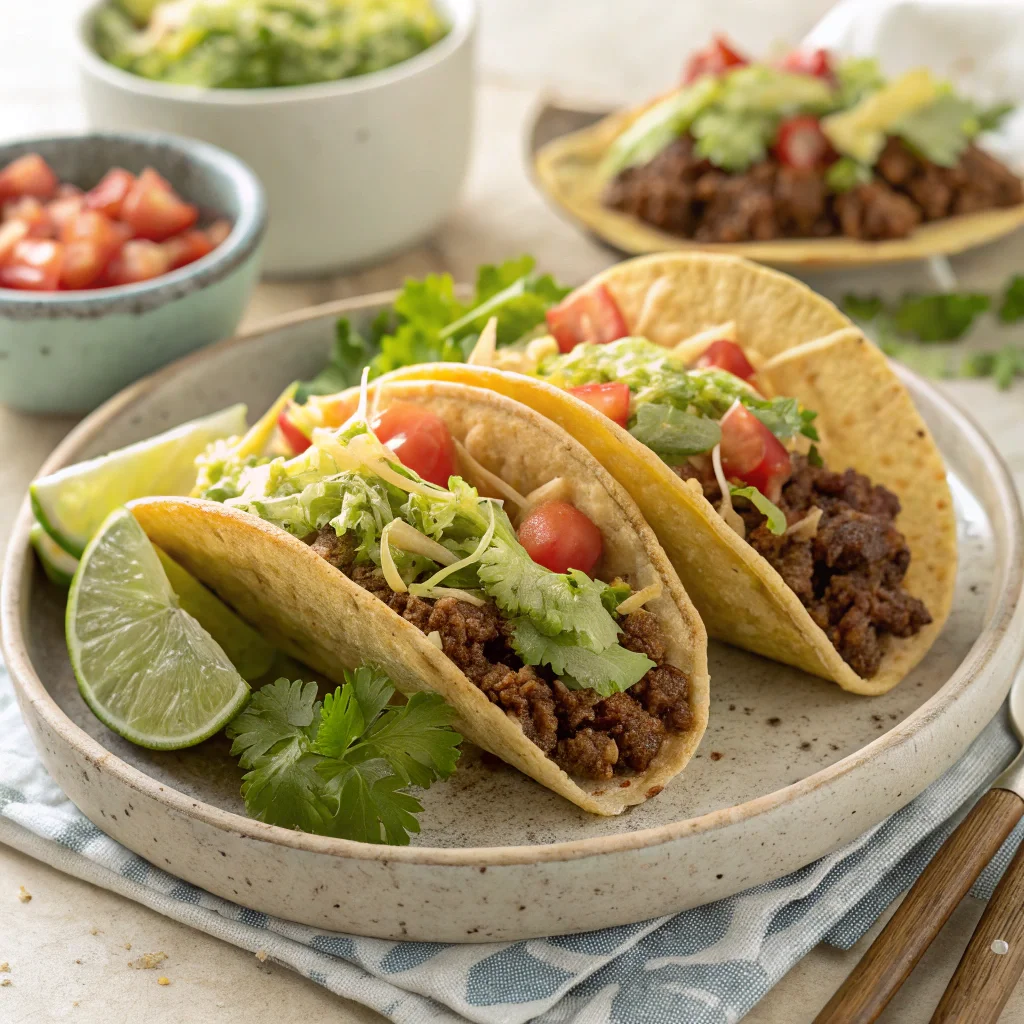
xmin=32 ymin=403 xmax=248 ymax=558
xmin=30 ymin=522 xmax=79 ymax=589
xmin=67 ymin=507 xmax=250 ymax=750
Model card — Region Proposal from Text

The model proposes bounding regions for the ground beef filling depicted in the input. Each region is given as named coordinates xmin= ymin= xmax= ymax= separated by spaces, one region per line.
xmin=604 ymin=136 xmax=1022 ymax=243
xmin=675 ymin=454 xmax=931 ymax=678
xmin=309 ymin=528 xmax=693 ymax=780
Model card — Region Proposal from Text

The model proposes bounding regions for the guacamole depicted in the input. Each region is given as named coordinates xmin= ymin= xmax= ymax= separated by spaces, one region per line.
xmin=93 ymin=0 xmax=450 ymax=89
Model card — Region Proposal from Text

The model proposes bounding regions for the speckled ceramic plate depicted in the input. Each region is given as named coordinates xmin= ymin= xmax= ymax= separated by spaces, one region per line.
xmin=527 ymin=100 xmax=1024 ymax=267
xmin=3 ymin=297 xmax=1023 ymax=943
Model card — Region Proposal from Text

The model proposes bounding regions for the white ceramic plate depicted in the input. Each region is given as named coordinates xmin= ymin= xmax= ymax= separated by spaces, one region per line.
xmin=3 ymin=297 xmax=1023 ymax=942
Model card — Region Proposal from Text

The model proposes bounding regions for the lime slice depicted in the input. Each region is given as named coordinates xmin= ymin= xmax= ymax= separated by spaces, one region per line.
xmin=30 ymin=522 xmax=79 ymax=588
xmin=155 ymin=547 xmax=276 ymax=682
xmin=67 ymin=507 xmax=250 ymax=750
xmin=32 ymin=404 xmax=248 ymax=559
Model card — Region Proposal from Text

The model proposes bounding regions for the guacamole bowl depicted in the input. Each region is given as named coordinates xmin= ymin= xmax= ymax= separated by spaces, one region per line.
xmin=0 ymin=132 xmax=265 ymax=414
xmin=75 ymin=0 xmax=477 ymax=277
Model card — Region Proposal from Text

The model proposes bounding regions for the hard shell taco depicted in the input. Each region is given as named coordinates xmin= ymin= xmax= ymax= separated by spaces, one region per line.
xmin=132 ymin=379 xmax=710 ymax=815
xmin=328 ymin=253 xmax=956 ymax=696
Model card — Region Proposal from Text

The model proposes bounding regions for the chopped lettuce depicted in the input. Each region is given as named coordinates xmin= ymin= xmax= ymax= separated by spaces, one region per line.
xmin=718 ymin=65 xmax=834 ymax=116
xmin=628 ymin=402 xmax=722 ymax=464
xmin=691 ymin=108 xmax=776 ymax=172
xmin=895 ymin=93 xmax=980 ymax=167
xmin=833 ymin=57 xmax=886 ymax=108
xmin=729 ymin=485 xmax=787 ymax=535
xmin=825 ymin=156 xmax=873 ymax=193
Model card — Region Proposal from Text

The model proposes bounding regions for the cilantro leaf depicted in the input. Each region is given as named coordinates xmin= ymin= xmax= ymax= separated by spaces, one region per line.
xmin=750 ymin=397 xmax=818 ymax=442
xmin=999 ymin=275 xmax=1024 ymax=323
xmin=842 ymin=294 xmax=885 ymax=322
xmin=896 ymin=94 xmax=979 ymax=167
xmin=730 ymin=485 xmax=787 ymax=535
xmin=628 ymin=402 xmax=722 ymax=462
xmin=510 ymin=618 xmax=654 ymax=697
xmin=963 ymin=346 xmax=1024 ymax=389
xmin=891 ymin=293 xmax=989 ymax=341
xmin=807 ymin=444 xmax=824 ymax=468
xmin=977 ymin=101 xmax=1014 ymax=133
xmin=225 ymin=669 xmax=461 ymax=845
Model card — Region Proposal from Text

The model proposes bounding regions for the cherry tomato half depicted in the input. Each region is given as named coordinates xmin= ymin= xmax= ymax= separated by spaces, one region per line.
xmin=277 ymin=408 xmax=312 ymax=455
xmin=780 ymin=48 xmax=832 ymax=79
xmin=518 ymin=501 xmax=604 ymax=576
xmin=683 ymin=35 xmax=748 ymax=83
xmin=567 ymin=382 xmax=631 ymax=427
xmin=719 ymin=401 xmax=792 ymax=503
xmin=371 ymin=402 xmax=457 ymax=488
xmin=695 ymin=340 xmax=757 ymax=381
xmin=546 ymin=284 xmax=629 ymax=354
xmin=774 ymin=115 xmax=834 ymax=171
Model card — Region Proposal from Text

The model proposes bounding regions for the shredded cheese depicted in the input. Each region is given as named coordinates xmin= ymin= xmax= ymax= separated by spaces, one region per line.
xmin=425 ymin=587 xmax=488 ymax=607
xmin=634 ymin=275 xmax=671 ymax=338
xmin=384 ymin=519 xmax=458 ymax=566
xmin=379 ymin=519 xmax=408 ymax=594
xmin=786 ymin=506 xmax=822 ymax=541
xmin=712 ymin=444 xmax=746 ymax=539
xmin=466 ymin=316 xmax=498 ymax=366
xmin=670 ymin=321 xmax=737 ymax=364
xmin=616 ymin=580 xmax=663 ymax=615
xmin=521 ymin=477 xmax=571 ymax=512
xmin=453 ymin=439 xmax=528 ymax=509
xmin=426 ymin=630 xmax=443 ymax=648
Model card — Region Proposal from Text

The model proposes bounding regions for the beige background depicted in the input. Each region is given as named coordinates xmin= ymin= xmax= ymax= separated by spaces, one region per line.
xmin=3 ymin=0 xmax=1024 ymax=1021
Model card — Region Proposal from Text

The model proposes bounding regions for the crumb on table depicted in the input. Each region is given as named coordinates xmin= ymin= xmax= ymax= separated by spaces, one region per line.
xmin=157 ymin=976 xmax=170 ymax=986
xmin=17 ymin=886 xmax=31 ymax=903
xmin=255 ymin=949 xmax=268 ymax=963
xmin=0 ymin=963 xmax=8 ymax=972
xmin=129 ymin=952 xmax=167 ymax=970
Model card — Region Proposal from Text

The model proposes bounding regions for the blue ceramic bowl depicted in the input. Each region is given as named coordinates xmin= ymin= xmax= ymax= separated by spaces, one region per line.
xmin=0 ymin=133 xmax=265 ymax=413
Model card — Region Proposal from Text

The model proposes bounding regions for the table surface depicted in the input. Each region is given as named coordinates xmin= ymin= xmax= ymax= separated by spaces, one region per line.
xmin=3 ymin=2 xmax=1024 ymax=1022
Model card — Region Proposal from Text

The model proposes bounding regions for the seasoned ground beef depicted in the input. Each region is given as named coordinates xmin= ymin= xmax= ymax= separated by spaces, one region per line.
xmin=309 ymin=527 xmax=692 ymax=780
xmin=604 ymin=135 xmax=1022 ymax=243
xmin=676 ymin=454 xmax=931 ymax=677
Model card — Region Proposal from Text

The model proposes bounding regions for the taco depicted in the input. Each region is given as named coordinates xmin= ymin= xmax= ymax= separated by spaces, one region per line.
xmin=132 ymin=379 xmax=710 ymax=815
xmin=336 ymin=253 xmax=956 ymax=695
xmin=534 ymin=37 xmax=1024 ymax=265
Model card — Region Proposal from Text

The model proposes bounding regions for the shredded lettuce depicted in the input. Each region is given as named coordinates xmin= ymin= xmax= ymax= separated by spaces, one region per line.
xmin=729 ymin=485 xmax=787 ymax=535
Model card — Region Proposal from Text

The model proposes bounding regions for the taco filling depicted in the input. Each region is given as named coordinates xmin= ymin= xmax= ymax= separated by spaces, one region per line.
xmin=196 ymin=405 xmax=693 ymax=781
xmin=601 ymin=39 xmax=1021 ymax=243
xmin=492 ymin=333 xmax=931 ymax=679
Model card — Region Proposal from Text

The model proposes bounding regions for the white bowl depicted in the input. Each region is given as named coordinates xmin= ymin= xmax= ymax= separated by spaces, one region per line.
xmin=75 ymin=0 xmax=476 ymax=278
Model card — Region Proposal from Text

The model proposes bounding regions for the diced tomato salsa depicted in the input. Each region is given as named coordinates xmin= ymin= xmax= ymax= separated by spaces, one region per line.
xmin=0 ymin=154 xmax=232 ymax=292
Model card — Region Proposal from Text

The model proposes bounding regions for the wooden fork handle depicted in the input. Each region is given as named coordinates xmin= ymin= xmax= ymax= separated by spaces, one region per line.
xmin=814 ymin=787 xmax=1024 ymax=1024
xmin=931 ymin=827 xmax=1024 ymax=1023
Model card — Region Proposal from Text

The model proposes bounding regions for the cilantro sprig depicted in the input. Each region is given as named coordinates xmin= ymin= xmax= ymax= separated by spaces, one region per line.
xmin=298 ymin=257 xmax=569 ymax=399
xmin=226 ymin=668 xmax=461 ymax=845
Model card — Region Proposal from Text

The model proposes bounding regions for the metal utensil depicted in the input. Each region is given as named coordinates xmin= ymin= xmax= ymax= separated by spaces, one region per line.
xmin=815 ymin=668 xmax=1024 ymax=1024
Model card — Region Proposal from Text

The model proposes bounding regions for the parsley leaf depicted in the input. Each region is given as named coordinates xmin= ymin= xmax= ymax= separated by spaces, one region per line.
xmin=628 ymin=402 xmax=722 ymax=463
xmin=510 ymin=618 xmax=654 ymax=697
xmin=225 ymin=669 xmax=461 ymax=845
xmin=730 ymin=485 xmax=787 ymax=535
xmin=999 ymin=276 xmax=1024 ymax=323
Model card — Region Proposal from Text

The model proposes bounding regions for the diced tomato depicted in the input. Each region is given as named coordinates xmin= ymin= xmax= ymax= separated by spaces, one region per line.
xmin=683 ymin=35 xmax=748 ymax=83
xmin=56 ymin=183 xmax=83 ymax=199
xmin=719 ymin=401 xmax=792 ymax=503
xmin=100 ymin=239 xmax=171 ymax=287
xmin=567 ymin=382 xmax=631 ymax=427
xmin=61 ymin=210 xmax=129 ymax=262
xmin=84 ymin=168 xmax=136 ymax=220
xmin=121 ymin=169 xmax=199 ymax=242
xmin=780 ymin=48 xmax=832 ymax=79
xmin=546 ymin=285 xmax=629 ymax=354
xmin=774 ymin=115 xmax=834 ymax=170
xmin=46 ymin=194 xmax=85 ymax=232
xmin=3 ymin=197 xmax=53 ymax=238
xmin=518 ymin=501 xmax=604 ymax=576
xmin=60 ymin=242 xmax=111 ymax=290
xmin=163 ymin=229 xmax=215 ymax=270
xmin=0 ymin=154 xmax=58 ymax=203
xmin=371 ymin=402 xmax=457 ymax=488
xmin=0 ymin=220 xmax=29 ymax=265
xmin=277 ymin=408 xmax=312 ymax=455
xmin=0 ymin=238 xmax=63 ymax=291
xmin=206 ymin=219 xmax=232 ymax=247
xmin=695 ymin=340 xmax=757 ymax=381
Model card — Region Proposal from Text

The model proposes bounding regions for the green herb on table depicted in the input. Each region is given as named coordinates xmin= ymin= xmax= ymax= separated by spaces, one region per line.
xmin=226 ymin=667 xmax=461 ymax=844
xmin=998 ymin=275 xmax=1024 ymax=323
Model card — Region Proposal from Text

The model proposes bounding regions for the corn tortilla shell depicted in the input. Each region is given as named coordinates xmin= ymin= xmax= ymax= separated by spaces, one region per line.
xmin=382 ymin=254 xmax=955 ymax=694
xmin=131 ymin=381 xmax=710 ymax=816
xmin=534 ymin=103 xmax=1024 ymax=266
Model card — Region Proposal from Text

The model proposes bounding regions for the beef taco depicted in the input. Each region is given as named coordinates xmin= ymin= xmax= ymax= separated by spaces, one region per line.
xmin=349 ymin=253 xmax=956 ymax=695
xmin=534 ymin=38 xmax=1024 ymax=265
xmin=132 ymin=379 xmax=710 ymax=815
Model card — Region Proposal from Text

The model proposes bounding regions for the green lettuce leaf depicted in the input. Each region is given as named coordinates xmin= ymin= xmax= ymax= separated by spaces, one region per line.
xmin=628 ymin=401 xmax=722 ymax=462
xmin=895 ymin=93 xmax=980 ymax=167
xmin=833 ymin=57 xmax=885 ymax=108
xmin=729 ymin=485 xmax=787 ymax=535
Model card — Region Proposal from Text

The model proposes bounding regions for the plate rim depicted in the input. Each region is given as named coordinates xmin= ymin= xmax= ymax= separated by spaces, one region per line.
xmin=4 ymin=296 xmax=1023 ymax=868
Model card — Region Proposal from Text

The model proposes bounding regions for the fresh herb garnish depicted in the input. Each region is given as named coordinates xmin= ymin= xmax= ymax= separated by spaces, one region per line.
xmin=999 ymin=276 xmax=1024 ymax=324
xmin=226 ymin=669 xmax=461 ymax=844
xmin=807 ymin=444 xmax=824 ymax=468
xmin=628 ymin=402 xmax=723 ymax=463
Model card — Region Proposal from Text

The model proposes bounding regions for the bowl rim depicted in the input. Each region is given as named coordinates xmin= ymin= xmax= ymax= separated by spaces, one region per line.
xmin=0 ymin=131 xmax=266 ymax=315
xmin=74 ymin=0 xmax=477 ymax=108
xmin=2 ymin=293 xmax=1022 ymax=868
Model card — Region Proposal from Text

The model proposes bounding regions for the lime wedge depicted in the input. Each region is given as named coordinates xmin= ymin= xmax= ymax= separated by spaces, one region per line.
xmin=67 ymin=507 xmax=250 ymax=750
xmin=155 ymin=547 xmax=276 ymax=682
xmin=30 ymin=522 xmax=79 ymax=588
xmin=32 ymin=404 xmax=248 ymax=559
